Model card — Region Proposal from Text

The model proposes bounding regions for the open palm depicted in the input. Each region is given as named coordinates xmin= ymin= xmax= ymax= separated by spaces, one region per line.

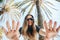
xmin=43 ymin=20 xmax=60 ymax=40
xmin=2 ymin=20 xmax=20 ymax=40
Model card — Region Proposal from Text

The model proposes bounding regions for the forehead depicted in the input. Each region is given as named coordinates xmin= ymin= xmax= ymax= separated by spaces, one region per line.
xmin=27 ymin=15 xmax=32 ymax=18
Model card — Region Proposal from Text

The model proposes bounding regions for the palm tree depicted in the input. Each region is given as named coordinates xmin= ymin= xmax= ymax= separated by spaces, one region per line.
xmin=36 ymin=0 xmax=43 ymax=40
xmin=0 ymin=0 xmax=59 ymax=28
xmin=14 ymin=0 xmax=43 ymax=27
xmin=0 ymin=0 xmax=59 ymax=40
xmin=14 ymin=0 xmax=58 ymax=40
xmin=36 ymin=0 xmax=43 ymax=28
xmin=14 ymin=0 xmax=57 ymax=27
xmin=0 ymin=0 xmax=20 ymax=21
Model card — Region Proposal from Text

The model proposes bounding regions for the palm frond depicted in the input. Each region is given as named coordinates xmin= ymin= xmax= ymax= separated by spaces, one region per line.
xmin=12 ymin=2 xmax=21 ymax=8
xmin=20 ymin=2 xmax=33 ymax=14
xmin=8 ymin=0 xmax=14 ymax=4
xmin=8 ymin=9 xmax=20 ymax=21
xmin=42 ymin=3 xmax=52 ymax=17
xmin=46 ymin=1 xmax=54 ymax=6
xmin=41 ymin=4 xmax=50 ymax=19
xmin=44 ymin=1 xmax=58 ymax=10
xmin=16 ymin=0 xmax=32 ymax=8
xmin=28 ymin=3 xmax=35 ymax=14
xmin=40 ymin=0 xmax=59 ymax=19
xmin=13 ymin=0 xmax=35 ymax=9
xmin=0 ymin=0 xmax=21 ymax=21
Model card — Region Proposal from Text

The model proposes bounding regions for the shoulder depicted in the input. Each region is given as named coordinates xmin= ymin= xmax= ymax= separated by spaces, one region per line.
xmin=19 ymin=27 xmax=22 ymax=34
xmin=36 ymin=25 xmax=41 ymax=33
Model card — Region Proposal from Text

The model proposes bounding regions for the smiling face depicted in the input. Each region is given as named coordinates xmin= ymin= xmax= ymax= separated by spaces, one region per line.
xmin=26 ymin=15 xmax=34 ymax=26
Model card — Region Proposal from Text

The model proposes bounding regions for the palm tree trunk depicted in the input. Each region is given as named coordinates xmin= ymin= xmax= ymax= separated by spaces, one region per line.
xmin=36 ymin=0 xmax=43 ymax=28
xmin=36 ymin=0 xmax=44 ymax=40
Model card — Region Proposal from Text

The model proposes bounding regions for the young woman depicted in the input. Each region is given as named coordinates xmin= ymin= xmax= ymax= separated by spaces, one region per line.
xmin=2 ymin=14 xmax=60 ymax=40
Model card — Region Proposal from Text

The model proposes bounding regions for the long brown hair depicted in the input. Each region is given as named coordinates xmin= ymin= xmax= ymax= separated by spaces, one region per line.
xmin=21 ymin=14 xmax=37 ymax=38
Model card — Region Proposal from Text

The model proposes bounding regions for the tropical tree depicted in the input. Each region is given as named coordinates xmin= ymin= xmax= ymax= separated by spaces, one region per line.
xmin=14 ymin=0 xmax=58 ymax=27
xmin=0 ymin=0 xmax=20 ymax=21
xmin=13 ymin=0 xmax=58 ymax=40
xmin=0 ymin=0 xmax=59 ymax=40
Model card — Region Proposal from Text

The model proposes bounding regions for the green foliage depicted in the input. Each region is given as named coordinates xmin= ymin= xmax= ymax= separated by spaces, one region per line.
xmin=0 ymin=0 xmax=3 ymax=3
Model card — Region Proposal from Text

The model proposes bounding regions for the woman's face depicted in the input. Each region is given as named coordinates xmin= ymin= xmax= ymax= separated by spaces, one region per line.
xmin=26 ymin=15 xmax=34 ymax=26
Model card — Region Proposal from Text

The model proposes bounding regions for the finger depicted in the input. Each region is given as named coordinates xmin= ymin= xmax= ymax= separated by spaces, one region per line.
xmin=16 ymin=21 xmax=20 ymax=31
xmin=56 ymin=26 xmax=60 ymax=32
xmin=12 ymin=20 xmax=16 ymax=30
xmin=43 ymin=21 xmax=48 ymax=32
xmin=6 ymin=21 xmax=11 ymax=31
xmin=49 ymin=20 xmax=52 ymax=31
xmin=2 ymin=27 xmax=7 ymax=34
xmin=53 ymin=21 xmax=57 ymax=32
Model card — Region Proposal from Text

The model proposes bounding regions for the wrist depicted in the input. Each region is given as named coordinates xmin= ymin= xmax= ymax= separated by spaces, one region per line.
xmin=44 ymin=37 xmax=50 ymax=40
xmin=9 ymin=36 xmax=19 ymax=40
xmin=10 ymin=38 xmax=19 ymax=40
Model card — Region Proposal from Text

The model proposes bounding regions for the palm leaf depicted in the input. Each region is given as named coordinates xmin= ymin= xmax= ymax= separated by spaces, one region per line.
xmin=41 ymin=4 xmax=50 ymax=19
xmin=16 ymin=0 xmax=32 ymax=8
xmin=7 ymin=0 xmax=14 ymax=4
xmin=12 ymin=2 xmax=21 ymax=8
xmin=42 ymin=3 xmax=52 ymax=17
xmin=20 ymin=2 xmax=33 ymax=14
xmin=44 ymin=1 xmax=58 ymax=10
xmin=28 ymin=3 xmax=35 ymax=14
xmin=40 ymin=0 xmax=58 ymax=19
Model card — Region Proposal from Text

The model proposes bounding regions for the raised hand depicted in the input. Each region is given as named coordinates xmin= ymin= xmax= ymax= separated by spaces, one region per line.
xmin=2 ymin=20 xmax=20 ymax=40
xmin=43 ymin=20 xmax=60 ymax=40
